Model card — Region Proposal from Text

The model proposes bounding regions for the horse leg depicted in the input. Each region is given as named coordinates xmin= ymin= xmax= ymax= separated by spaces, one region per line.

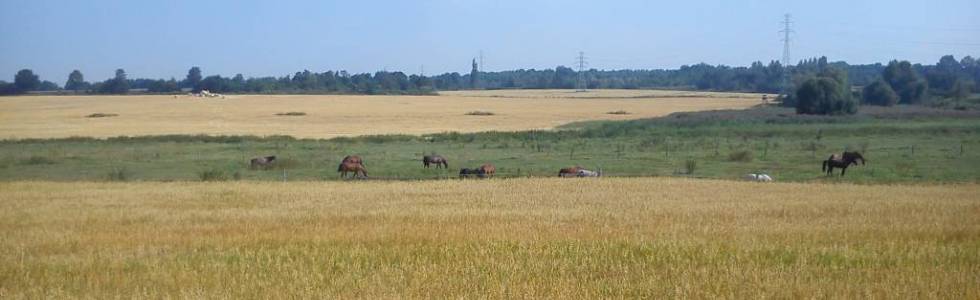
xmin=840 ymin=166 xmax=847 ymax=177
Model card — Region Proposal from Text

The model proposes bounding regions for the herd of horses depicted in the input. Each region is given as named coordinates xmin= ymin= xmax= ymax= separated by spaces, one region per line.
xmin=248 ymin=151 xmax=867 ymax=180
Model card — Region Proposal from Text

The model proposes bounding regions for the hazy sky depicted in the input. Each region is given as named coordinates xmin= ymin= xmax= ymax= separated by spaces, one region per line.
xmin=1 ymin=0 xmax=978 ymax=82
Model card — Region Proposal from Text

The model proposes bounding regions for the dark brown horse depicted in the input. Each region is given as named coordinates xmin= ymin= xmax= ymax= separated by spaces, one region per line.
xmin=422 ymin=155 xmax=448 ymax=169
xmin=459 ymin=168 xmax=482 ymax=179
xmin=249 ymin=155 xmax=276 ymax=170
xmin=478 ymin=163 xmax=495 ymax=178
xmin=338 ymin=161 xmax=368 ymax=179
xmin=342 ymin=155 xmax=363 ymax=166
xmin=558 ymin=166 xmax=582 ymax=177
xmin=822 ymin=151 xmax=866 ymax=176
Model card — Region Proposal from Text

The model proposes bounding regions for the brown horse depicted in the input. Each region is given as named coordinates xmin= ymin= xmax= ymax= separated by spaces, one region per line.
xmin=249 ymin=155 xmax=276 ymax=170
xmin=822 ymin=151 xmax=866 ymax=176
xmin=342 ymin=155 xmax=363 ymax=166
xmin=478 ymin=163 xmax=495 ymax=178
xmin=338 ymin=161 xmax=368 ymax=179
xmin=558 ymin=166 xmax=582 ymax=177
xmin=422 ymin=155 xmax=448 ymax=169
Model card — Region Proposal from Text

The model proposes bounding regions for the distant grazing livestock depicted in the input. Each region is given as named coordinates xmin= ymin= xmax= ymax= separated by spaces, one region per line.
xmin=338 ymin=162 xmax=367 ymax=179
xmin=249 ymin=155 xmax=277 ymax=169
xmin=338 ymin=155 xmax=367 ymax=179
xmin=459 ymin=168 xmax=483 ymax=179
xmin=576 ymin=168 xmax=602 ymax=177
xmin=478 ymin=163 xmax=495 ymax=178
xmin=558 ymin=166 xmax=583 ymax=177
xmin=743 ymin=173 xmax=773 ymax=182
xmin=822 ymin=151 xmax=865 ymax=176
xmin=342 ymin=155 xmax=363 ymax=166
xmin=422 ymin=155 xmax=448 ymax=169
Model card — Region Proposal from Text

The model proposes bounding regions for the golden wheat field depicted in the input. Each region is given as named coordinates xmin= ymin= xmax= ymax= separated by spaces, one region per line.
xmin=0 ymin=90 xmax=760 ymax=139
xmin=1 ymin=178 xmax=977 ymax=298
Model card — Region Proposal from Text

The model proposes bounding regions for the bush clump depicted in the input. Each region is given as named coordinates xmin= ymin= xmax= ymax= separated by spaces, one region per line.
xmin=86 ymin=113 xmax=119 ymax=118
xmin=728 ymin=150 xmax=754 ymax=162
xmin=198 ymin=168 xmax=229 ymax=181
xmin=465 ymin=111 xmax=495 ymax=116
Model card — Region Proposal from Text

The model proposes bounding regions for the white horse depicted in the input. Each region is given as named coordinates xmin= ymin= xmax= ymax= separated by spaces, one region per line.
xmin=743 ymin=173 xmax=773 ymax=182
xmin=576 ymin=168 xmax=602 ymax=177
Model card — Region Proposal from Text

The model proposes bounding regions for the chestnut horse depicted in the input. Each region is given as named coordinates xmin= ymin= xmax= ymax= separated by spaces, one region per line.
xmin=558 ymin=166 xmax=582 ymax=177
xmin=422 ymin=155 xmax=448 ymax=169
xmin=338 ymin=155 xmax=367 ymax=179
xmin=338 ymin=161 xmax=367 ymax=179
xmin=478 ymin=163 xmax=495 ymax=178
xmin=822 ymin=151 xmax=865 ymax=176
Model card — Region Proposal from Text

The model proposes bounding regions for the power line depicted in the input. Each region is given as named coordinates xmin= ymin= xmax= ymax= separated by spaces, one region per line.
xmin=779 ymin=13 xmax=794 ymax=96
xmin=780 ymin=14 xmax=794 ymax=67
xmin=578 ymin=52 xmax=585 ymax=91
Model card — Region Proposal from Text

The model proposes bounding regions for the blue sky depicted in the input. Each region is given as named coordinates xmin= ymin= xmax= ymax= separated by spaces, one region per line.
xmin=1 ymin=0 xmax=978 ymax=82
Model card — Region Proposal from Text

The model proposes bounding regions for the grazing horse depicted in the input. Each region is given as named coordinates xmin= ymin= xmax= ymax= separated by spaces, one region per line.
xmin=478 ymin=163 xmax=495 ymax=178
xmin=576 ymin=168 xmax=602 ymax=177
xmin=558 ymin=166 xmax=583 ymax=177
xmin=249 ymin=155 xmax=277 ymax=169
xmin=342 ymin=155 xmax=363 ymax=166
xmin=822 ymin=151 xmax=866 ymax=176
xmin=459 ymin=168 xmax=483 ymax=179
xmin=338 ymin=161 xmax=368 ymax=179
xmin=422 ymin=155 xmax=448 ymax=169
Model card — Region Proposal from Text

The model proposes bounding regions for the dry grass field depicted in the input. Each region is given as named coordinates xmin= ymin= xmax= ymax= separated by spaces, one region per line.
xmin=0 ymin=91 xmax=759 ymax=139
xmin=1 ymin=178 xmax=977 ymax=298
xmin=442 ymin=89 xmax=773 ymax=99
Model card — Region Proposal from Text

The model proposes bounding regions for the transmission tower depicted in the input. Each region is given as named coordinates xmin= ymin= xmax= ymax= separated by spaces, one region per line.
xmin=576 ymin=51 xmax=587 ymax=92
xmin=779 ymin=14 xmax=794 ymax=96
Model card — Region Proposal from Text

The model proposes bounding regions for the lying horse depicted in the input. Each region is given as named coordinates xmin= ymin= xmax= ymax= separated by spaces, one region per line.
xmin=459 ymin=168 xmax=485 ymax=179
xmin=576 ymin=168 xmax=602 ymax=177
xmin=250 ymin=155 xmax=277 ymax=169
xmin=423 ymin=155 xmax=448 ymax=169
xmin=743 ymin=173 xmax=773 ymax=182
xmin=338 ymin=161 xmax=368 ymax=179
xmin=558 ymin=166 xmax=583 ymax=177
xmin=822 ymin=151 xmax=865 ymax=176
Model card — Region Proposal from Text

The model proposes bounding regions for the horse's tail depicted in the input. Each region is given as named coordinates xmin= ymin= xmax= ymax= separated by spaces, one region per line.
xmin=337 ymin=163 xmax=344 ymax=172
xmin=822 ymin=160 xmax=828 ymax=172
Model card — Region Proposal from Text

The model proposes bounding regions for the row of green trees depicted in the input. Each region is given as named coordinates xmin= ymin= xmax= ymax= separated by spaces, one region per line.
xmin=784 ymin=55 xmax=977 ymax=115
xmin=2 ymin=55 xmax=976 ymax=102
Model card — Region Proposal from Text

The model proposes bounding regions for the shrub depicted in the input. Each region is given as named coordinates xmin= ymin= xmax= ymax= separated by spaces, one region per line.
xmin=275 ymin=112 xmax=306 ymax=116
xmin=728 ymin=150 xmax=754 ymax=162
xmin=22 ymin=155 xmax=55 ymax=165
xmin=684 ymin=159 xmax=697 ymax=174
xmin=796 ymin=77 xmax=857 ymax=115
xmin=86 ymin=113 xmax=119 ymax=118
xmin=106 ymin=168 xmax=130 ymax=181
xmin=862 ymin=80 xmax=899 ymax=106
xmin=607 ymin=110 xmax=630 ymax=115
xmin=198 ymin=168 xmax=228 ymax=181
xmin=465 ymin=111 xmax=495 ymax=116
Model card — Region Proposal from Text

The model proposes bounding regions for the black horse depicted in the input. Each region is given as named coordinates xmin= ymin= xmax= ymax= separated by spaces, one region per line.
xmin=423 ymin=155 xmax=448 ymax=169
xmin=459 ymin=168 xmax=487 ymax=179
xmin=822 ymin=151 xmax=866 ymax=176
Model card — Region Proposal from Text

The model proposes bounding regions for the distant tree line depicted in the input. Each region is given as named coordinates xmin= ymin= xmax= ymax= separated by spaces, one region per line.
xmin=2 ymin=55 xmax=976 ymax=108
